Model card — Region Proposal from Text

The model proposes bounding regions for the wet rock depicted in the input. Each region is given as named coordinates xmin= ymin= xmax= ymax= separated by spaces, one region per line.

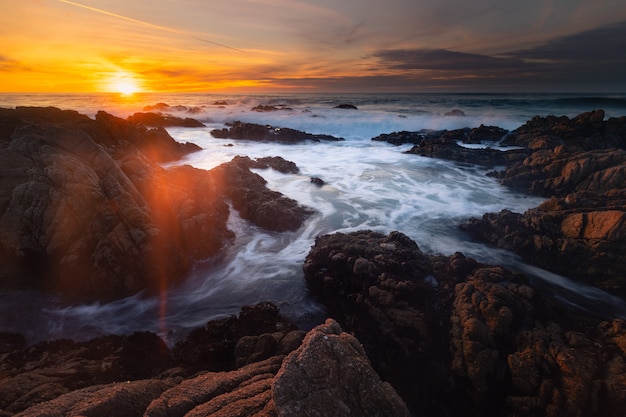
xmin=445 ymin=109 xmax=466 ymax=116
xmin=210 ymin=157 xmax=314 ymax=232
xmin=211 ymin=121 xmax=344 ymax=143
xmin=0 ymin=107 xmax=309 ymax=300
xmin=303 ymin=229 xmax=626 ymax=417
xmin=460 ymin=190 xmax=626 ymax=295
xmin=273 ymin=319 xmax=410 ymax=417
xmin=251 ymin=104 xmax=293 ymax=112
xmin=127 ymin=112 xmax=205 ymax=127
xmin=406 ymin=135 xmax=527 ymax=166
xmin=310 ymin=177 xmax=325 ymax=186
xmin=334 ymin=103 xmax=358 ymax=110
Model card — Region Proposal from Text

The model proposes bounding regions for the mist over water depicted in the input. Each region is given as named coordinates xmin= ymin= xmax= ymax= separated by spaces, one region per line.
xmin=2 ymin=92 xmax=626 ymax=345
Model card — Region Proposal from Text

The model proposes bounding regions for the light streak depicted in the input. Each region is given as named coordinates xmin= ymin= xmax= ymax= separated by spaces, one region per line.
xmin=58 ymin=0 xmax=244 ymax=52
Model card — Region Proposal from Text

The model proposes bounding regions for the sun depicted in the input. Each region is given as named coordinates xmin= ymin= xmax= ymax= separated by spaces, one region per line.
xmin=105 ymin=72 xmax=141 ymax=96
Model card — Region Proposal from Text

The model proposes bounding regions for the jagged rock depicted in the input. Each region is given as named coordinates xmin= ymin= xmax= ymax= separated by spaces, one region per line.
xmin=303 ymin=230 xmax=626 ymax=417
xmin=210 ymin=157 xmax=314 ymax=232
xmin=0 ymin=332 xmax=172 ymax=414
xmin=1 ymin=304 xmax=410 ymax=417
xmin=127 ymin=112 xmax=205 ymax=127
xmin=273 ymin=319 xmax=410 ymax=417
xmin=172 ymin=303 xmax=298 ymax=373
xmin=145 ymin=356 xmax=283 ymax=417
xmin=460 ymin=190 xmax=626 ymax=295
xmin=0 ymin=107 xmax=310 ymax=299
xmin=406 ymin=135 xmax=527 ymax=166
xmin=211 ymin=121 xmax=344 ymax=143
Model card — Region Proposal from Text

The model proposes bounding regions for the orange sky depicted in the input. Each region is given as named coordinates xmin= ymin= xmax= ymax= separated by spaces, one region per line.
xmin=1 ymin=0 xmax=626 ymax=93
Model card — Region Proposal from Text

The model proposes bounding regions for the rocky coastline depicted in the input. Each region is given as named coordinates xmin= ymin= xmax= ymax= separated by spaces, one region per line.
xmin=1 ymin=106 xmax=626 ymax=416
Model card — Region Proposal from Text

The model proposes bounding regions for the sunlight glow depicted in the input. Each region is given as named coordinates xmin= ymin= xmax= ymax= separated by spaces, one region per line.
xmin=106 ymin=72 xmax=141 ymax=95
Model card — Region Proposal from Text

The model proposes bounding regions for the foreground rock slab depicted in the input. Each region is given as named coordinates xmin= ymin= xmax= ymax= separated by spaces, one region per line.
xmin=1 ymin=305 xmax=409 ymax=417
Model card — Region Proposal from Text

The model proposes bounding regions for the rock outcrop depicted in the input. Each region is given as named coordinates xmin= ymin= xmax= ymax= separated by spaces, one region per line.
xmin=0 ymin=107 xmax=312 ymax=300
xmin=211 ymin=121 xmax=344 ymax=143
xmin=127 ymin=112 xmax=205 ymax=127
xmin=0 ymin=304 xmax=408 ymax=417
xmin=303 ymin=230 xmax=626 ymax=417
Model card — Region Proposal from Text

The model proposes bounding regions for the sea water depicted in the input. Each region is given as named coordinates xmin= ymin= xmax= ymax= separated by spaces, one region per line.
xmin=2 ymin=92 xmax=626 ymax=344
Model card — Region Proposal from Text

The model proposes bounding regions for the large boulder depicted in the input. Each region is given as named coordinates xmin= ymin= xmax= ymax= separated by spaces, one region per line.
xmin=303 ymin=230 xmax=626 ymax=416
xmin=127 ymin=112 xmax=205 ymax=128
xmin=273 ymin=319 xmax=410 ymax=417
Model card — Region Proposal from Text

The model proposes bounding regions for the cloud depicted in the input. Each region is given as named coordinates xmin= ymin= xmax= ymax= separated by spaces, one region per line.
xmin=372 ymin=48 xmax=526 ymax=71
xmin=506 ymin=20 xmax=626 ymax=61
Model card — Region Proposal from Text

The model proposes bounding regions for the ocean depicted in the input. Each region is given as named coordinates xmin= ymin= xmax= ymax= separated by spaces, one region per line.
xmin=2 ymin=92 xmax=626 ymax=345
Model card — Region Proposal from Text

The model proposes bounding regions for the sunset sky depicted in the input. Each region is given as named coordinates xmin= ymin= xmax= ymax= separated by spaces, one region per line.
xmin=2 ymin=0 xmax=626 ymax=93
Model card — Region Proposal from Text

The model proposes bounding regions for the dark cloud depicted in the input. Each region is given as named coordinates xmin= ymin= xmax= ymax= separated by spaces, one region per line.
xmin=364 ymin=21 xmax=626 ymax=92
xmin=372 ymin=48 xmax=526 ymax=71
xmin=506 ymin=20 xmax=626 ymax=61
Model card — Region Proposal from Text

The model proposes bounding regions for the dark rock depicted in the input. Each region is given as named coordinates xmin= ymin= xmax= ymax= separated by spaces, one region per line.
xmin=211 ymin=121 xmax=344 ymax=143
xmin=0 ymin=107 xmax=309 ymax=300
xmin=445 ymin=109 xmax=466 ymax=116
xmin=0 ymin=332 xmax=173 ymax=414
xmin=371 ymin=130 xmax=425 ymax=146
xmin=310 ymin=177 xmax=325 ymax=186
xmin=127 ymin=112 xmax=205 ymax=127
xmin=245 ymin=156 xmax=300 ymax=174
xmin=210 ymin=157 xmax=314 ymax=232
xmin=143 ymin=102 xmax=171 ymax=112
xmin=251 ymin=105 xmax=292 ymax=112
xmin=334 ymin=103 xmax=358 ymax=110
xmin=460 ymin=190 xmax=626 ymax=295
xmin=405 ymin=135 xmax=528 ymax=166
xmin=273 ymin=319 xmax=410 ymax=417
xmin=303 ymin=229 xmax=626 ymax=417
xmin=213 ymin=101 xmax=228 ymax=106
xmin=172 ymin=302 xmax=297 ymax=373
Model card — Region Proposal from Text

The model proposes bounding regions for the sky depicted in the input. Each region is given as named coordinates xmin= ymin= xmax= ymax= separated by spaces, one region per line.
xmin=1 ymin=0 xmax=626 ymax=93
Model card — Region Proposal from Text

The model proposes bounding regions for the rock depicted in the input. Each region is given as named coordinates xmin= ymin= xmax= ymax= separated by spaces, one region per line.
xmin=334 ymin=103 xmax=358 ymax=110
xmin=127 ymin=112 xmax=205 ymax=127
xmin=445 ymin=109 xmax=466 ymax=116
xmin=2 ymin=304 xmax=411 ymax=417
xmin=12 ymin=379 xmax=175 ymax=417
xmin=310 ymin=177 xmax=325 ymax=186
xmin=0 ymin=108 xmax=309 ymax=300
xmin=272 ymin=319 xmax=410 ymax=417
xmin=145 ymin=356 xmax=284 ymax=417
xmin=0 ymin=332 xmax=173 ymax=414
xmin=303 ymin=230 xmax=626 ymax=417
xmin=213 ymin=101 xmax=228 ymax=106
xmin=460 ymin=190 xmax=626 ymax=295
xmin=172 ymin=303 xmax=297 ymax=373
xmin=211 ymin=121 xmax=344 ymax=143
xmin=251 ymin=104 xmax=293 ymax=112
xmin=371 ymin=130 xmax=425 ymax=146
xmin=210 ymin=157 xmax=314 ymax=232
xmin=406 ymin=135 xmax=527 ymax=166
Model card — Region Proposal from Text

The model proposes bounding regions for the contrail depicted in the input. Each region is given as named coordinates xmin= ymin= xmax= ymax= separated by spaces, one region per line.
xmin=58 ymin=0 xmax=244 ymax=52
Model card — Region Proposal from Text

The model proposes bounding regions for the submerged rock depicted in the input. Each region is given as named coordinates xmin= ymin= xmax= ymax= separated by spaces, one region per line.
xmin=334 ymin=103 xmax=358 ymax=110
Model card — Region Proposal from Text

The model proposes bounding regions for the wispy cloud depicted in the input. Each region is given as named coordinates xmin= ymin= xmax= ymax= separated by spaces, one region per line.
xmin=372 ymin=49 xmax=526 ymax=71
